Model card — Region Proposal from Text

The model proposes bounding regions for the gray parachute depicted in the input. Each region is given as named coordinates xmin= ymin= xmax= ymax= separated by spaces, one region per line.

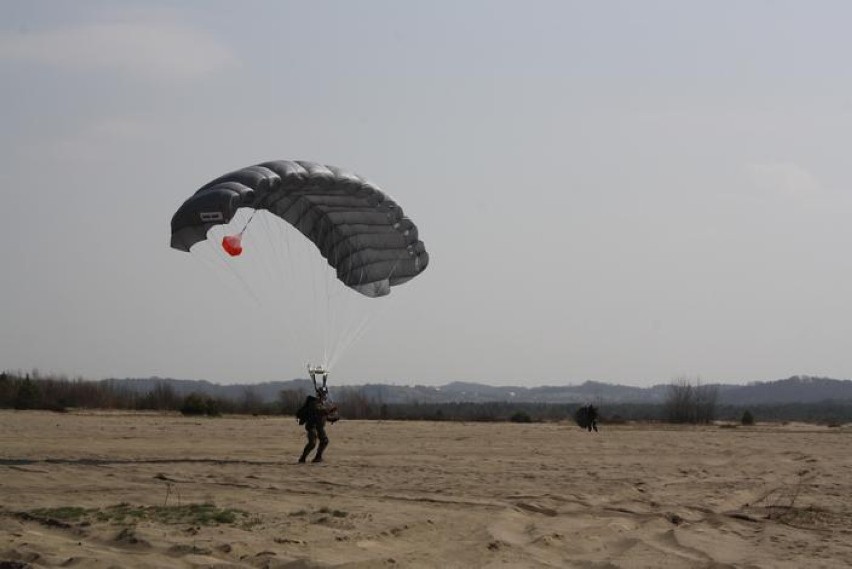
xmin=170 ymin=160 xmax=428 ymax=297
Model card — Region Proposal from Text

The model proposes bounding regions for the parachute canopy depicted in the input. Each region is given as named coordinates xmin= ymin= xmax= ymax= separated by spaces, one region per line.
xmin=170 ymin=160 xmax=428 ymax=297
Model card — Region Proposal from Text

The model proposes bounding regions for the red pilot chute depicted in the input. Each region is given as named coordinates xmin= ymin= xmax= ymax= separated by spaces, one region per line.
xmin=221 ymin=234 xmax=243 ymax=256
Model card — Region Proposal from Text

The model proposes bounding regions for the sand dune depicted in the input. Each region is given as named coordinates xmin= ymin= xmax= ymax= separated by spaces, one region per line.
xmin=1 ymin=411 xmax=850 ymax=568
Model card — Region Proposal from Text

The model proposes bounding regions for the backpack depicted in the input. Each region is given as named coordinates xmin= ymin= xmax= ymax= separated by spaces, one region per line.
xmin=296 ymin=397 xmax=312 ymax=425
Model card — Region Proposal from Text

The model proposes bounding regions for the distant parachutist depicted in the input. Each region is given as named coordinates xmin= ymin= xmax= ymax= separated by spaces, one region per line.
xmin=575 ymin=404 xmax=599 ymax=432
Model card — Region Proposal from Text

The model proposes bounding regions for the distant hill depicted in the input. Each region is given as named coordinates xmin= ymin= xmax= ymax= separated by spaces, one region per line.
xmin=716 ymin=376 xmax=852 ymax=405
xmin=103 ymin=375 xmax=852 ymax=406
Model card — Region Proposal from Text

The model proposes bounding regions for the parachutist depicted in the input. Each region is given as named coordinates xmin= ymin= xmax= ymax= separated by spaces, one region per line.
xmin=170 ymin=160 xmax=429 ymax=461
xmin=296 ymin=393 xmax=329 ymax=463
xmin=296 ymin=384 xmax=338 ymax=464
xmin=574 ymin=404 xmax=599 ymax=432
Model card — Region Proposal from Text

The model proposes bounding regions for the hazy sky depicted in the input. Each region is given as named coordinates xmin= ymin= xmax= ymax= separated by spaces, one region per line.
xmin=2 ymin=1 xmax=852 ymax=387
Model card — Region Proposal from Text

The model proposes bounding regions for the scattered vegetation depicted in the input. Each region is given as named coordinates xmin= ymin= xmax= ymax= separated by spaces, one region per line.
xmin=739 ymin=471 xmax=840 ymax=529
xmin=741 ymin=409 xmax=755 ymax=425
xmin=509 ymin=411 xmax=532 ymax=423
xmin=179 ymin=393 xmax=221 ymax=417
xmin=17 ymin=503 xmax=246 ymax=527
xmin=30 ymin=506 xmax=89 ymax=521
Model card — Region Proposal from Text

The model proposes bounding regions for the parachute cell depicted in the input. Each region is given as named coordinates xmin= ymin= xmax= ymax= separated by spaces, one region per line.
xmin=170 ymin=160 xmax=429 ymax=297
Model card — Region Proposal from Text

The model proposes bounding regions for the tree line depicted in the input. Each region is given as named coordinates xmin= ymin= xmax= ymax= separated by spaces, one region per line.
xmin=2 ymin=371 xmax=850 ymax=425
xmin=0 ymin=371 xmax=294 ymax=416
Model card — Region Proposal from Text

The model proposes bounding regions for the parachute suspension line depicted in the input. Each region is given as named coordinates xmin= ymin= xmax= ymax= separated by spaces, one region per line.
xmin=305 ymin=210 xmax=330 ymax=366
xmin=328 ymin=310 xmax=374 ymax=371
xmin=188 ymin=240 xmax=251 ymax=302
xmin=309 ymin=220 xmax=321 ymax=364
xmin=202 ymin=230 xmax=263 ymax=307
xmin=220 ymin=210 xmax=271 ymax=305
xmin=275 ymin=208 xmax=326 ymax=369
xmin=323 ymin=215 xmax=335 ymax=370
xmin=325 ymin=285 xmax=355 ymax=373
xmin=323 ymin=273 xmax=356 ymax=372
xmin=324 ymin=266 xmax=331 ymax=369
xmin=325 ymin=254 xmax=403 ymax=370
xmin=316 ymin=213 xmax=328 ymax=368
xmin=284 ymin=213 xmax=323 ymax=368
xmin=337 ymin=256 xmax=401 ymax=365
xmin=326 ymin=278 xmax=349 ymax=372
xmin=257 ymin=212 xmax=300 ymax=353
xmin=385 ymin=257 xmax=403 ymax=290
xmin=259 ymin=212 xmax=291 ymax=298
xmin=251 ymin=212 xmax=284 ymax=300
xmin=238 ymin=209 xmax=258 ymax=236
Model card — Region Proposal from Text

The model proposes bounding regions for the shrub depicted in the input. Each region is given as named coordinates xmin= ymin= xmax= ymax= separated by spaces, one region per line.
xmin=180 ymin=393 xmax=220 ymax=417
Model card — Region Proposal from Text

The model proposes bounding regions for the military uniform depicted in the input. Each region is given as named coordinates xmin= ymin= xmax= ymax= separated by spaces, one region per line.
xmin=298 ymin=395 xmax=337 ymax=463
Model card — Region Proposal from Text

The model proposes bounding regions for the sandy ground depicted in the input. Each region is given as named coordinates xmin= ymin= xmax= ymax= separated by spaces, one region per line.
xmin=1 ymin=411 xmax=850 ymax=568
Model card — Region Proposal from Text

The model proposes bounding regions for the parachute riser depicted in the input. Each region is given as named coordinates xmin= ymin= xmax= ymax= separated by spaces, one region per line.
xmin=308 ymin=364 xmax=329 ymax=398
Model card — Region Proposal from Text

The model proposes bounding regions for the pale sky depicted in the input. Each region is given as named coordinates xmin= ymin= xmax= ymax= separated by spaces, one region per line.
xmin=2 ymin=1 xmax=852 ymax=387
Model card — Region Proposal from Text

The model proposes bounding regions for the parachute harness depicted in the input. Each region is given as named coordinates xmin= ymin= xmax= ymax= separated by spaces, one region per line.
xmin=308 ymin=364 xmax=339 ymax=423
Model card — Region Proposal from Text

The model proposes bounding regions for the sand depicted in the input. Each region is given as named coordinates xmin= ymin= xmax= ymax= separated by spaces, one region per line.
xmin=1 ymin=410 xmax=850 ymax=568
